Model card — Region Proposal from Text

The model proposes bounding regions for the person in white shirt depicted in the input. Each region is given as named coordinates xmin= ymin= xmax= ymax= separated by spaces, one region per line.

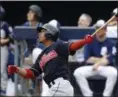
xmin=106 ymin=8 xmax=118 ymax=38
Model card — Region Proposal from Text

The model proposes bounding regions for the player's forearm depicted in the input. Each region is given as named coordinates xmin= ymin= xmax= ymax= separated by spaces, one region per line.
xmin=99 ymin=57 xmax=109 ymax=66
xmin=69 ymin=39 xmax=86 ymax=51
xmin=4 ymin=38 xmax=10 ymax=43
xmin=0 ymin=38 xmax=10 ymax=44
xmin=86 ymin=57 xmax=102 ymax=64
xmin=69 ymin=35 xmax=93 ymax=52
xmin=15 ymin=67 xmax=35 ymax=79
xmin=93 ymin=57 xmax=109 ymax=67
xmin=16 ymin=67 xmax=27 ymax=77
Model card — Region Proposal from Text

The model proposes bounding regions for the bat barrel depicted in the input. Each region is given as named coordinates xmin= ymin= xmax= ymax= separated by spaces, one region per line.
xmin=92 ymin=15 xmax=116 ymax=36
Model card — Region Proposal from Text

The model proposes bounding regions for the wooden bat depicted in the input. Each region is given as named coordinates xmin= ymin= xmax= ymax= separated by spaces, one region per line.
xmin=92 ymin=13 xmax=117 ymax=36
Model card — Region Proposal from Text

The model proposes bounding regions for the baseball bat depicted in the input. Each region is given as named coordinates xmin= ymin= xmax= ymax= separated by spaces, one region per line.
xmin=92 ymin=13 xmax=118 ymax=36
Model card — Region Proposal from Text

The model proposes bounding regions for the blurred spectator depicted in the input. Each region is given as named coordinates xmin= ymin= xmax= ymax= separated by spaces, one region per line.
xmin=77 ymin=13 xmax=92 ymax=27
xmin=72 ymin=13 xmax=92 ymax=63
xmin=7 ymin=47 xmax=14 ymax=73
xmin=73 ymin=19 xmax=117 ymax=97
xmin=32 ymin=19 xmax=60 ymax=96
xmin=106 ymin=8 xmax=118 ymax=38
xmin=23 ymin=4 xmax=42 ymax=26
xmin=0 ymin=5 xmax=13 ymax=95
xmin=23 ymin=4 xmax=43 ymax=61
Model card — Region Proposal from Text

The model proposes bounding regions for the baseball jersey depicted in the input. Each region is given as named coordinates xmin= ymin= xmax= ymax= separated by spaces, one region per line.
xmin=23 ymin=21 xmax=42 ymax=27
xmin=0 ymin=21 xmax=13 ymax=45
xmin=84 ymin=38 xmax=117 ymax=66
xmin=30 ymin=40 xmax=72 ymax=85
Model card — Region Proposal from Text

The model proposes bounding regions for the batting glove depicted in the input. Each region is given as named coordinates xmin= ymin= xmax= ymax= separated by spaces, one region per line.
xmin=8 ymin=65 xmax=19 ymax=74
xmin=84 ymin=35 xmax=93 ymax=44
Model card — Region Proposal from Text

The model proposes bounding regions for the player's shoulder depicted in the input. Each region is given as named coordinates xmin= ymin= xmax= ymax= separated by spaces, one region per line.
xmin=2 ymin=21 xmax=8 ymax=25
xmin=1 ymin=21 xmax=11 ymax=33
xmin=22 ymin=21 xmax=43 ymax=27
xmin=1 ymin=21 xmax=9 ymax=27
xmin=55 ymin=39 xmax=68 ymax=45
xmin=37 ymin=22 xmax=43 ymax=27
xmin=22 ymin=21 xmax=29 ymax=26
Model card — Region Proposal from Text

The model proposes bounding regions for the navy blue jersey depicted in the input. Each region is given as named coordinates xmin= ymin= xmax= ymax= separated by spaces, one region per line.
xmin=30 ymin=40 xmax=72 ymax=85
xmin=84 ymin=38 xmax=117 ymax=66
xmin=23 ymin=21 xmax=42 ymax=27
xmin=0 ymin=21 xmax=13 ymax=45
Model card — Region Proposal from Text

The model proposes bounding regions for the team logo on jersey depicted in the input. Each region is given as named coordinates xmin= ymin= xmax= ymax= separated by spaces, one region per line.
xmin=39 ymin=50 xmax=58 ymax=70
xmin=112 ymin=46 xmax=117 ymax=55
xmin=101 ymin=46 xmax=108 ymax=56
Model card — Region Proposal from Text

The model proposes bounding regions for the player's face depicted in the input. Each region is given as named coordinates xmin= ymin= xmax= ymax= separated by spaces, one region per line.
xmin=27 ymin=10 xmax=36 ymax=21
xmin=96 ymin=28 xmax=106 ymax=42
xmin=38 ymin=29 xmax=47 ymax=43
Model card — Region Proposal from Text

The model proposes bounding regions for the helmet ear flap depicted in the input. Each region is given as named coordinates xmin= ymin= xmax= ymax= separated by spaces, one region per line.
xmin=45 ymin=30 xmax=59 ymax=41
xmin=45 ymin=33 xmax=53 ymax=40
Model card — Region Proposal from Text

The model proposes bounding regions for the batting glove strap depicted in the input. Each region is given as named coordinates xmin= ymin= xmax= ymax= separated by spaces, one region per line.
xmin=84 ymin=35 xmax=93 ymax=44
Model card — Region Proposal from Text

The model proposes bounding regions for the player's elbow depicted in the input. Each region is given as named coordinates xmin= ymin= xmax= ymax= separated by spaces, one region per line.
xmin=23 ymin=69 xmax=36 ymax=79
xmin=69 ymin=40 xmax=85 ymax=51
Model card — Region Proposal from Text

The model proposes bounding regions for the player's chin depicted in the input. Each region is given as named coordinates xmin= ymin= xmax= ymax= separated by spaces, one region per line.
xmin=39 ymin=40 xmax=43 ymax=43
xmin=27 ymin=17 xmax=31 ymax=21
xmin=39 ymin=39 xmax=44 ymax=43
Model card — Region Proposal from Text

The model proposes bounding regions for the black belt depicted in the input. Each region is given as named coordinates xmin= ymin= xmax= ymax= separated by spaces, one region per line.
xmin=48 ymin=77 xmax=69 ymax=88
xmin=48 ymin=80 xmax=55 ymax=88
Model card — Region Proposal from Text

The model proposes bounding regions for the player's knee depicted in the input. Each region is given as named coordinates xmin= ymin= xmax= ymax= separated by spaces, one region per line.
xmin=73 ymin=68 xmax=83 ymax=78
xmin=111 ymin=68 xmax=117 ymax=78
xmin=107 ymin=68 xmax=117 ymax=79
xmin=73 ymin=69 xmax=78 ymax=77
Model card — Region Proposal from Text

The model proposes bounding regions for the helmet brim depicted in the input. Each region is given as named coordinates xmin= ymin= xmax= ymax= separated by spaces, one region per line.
xmin=37 ymin=26 xmax=47 ymax=33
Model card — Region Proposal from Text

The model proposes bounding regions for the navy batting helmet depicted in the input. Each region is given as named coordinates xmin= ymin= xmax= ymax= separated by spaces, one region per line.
xmin=37 ymin=23 xmax=60 ymax=41
xmin=48 ymin=19 xmax=61 ymax=32
xmin=0 ymin=5 xmax=5 ymax=19
xmin=29 ymin=5 xmax=42 ymax=18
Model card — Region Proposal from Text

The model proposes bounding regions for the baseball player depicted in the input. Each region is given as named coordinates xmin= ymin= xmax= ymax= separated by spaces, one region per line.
xmin=8 ymin=22 xmax=93 ymax=96
xmin=73 ymin=20 xmax=117 ymax=97
xmin=32 ymin=19 xmax=60 ymax=96
xmin=0 ymin=5 xmax=13 ymax=95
